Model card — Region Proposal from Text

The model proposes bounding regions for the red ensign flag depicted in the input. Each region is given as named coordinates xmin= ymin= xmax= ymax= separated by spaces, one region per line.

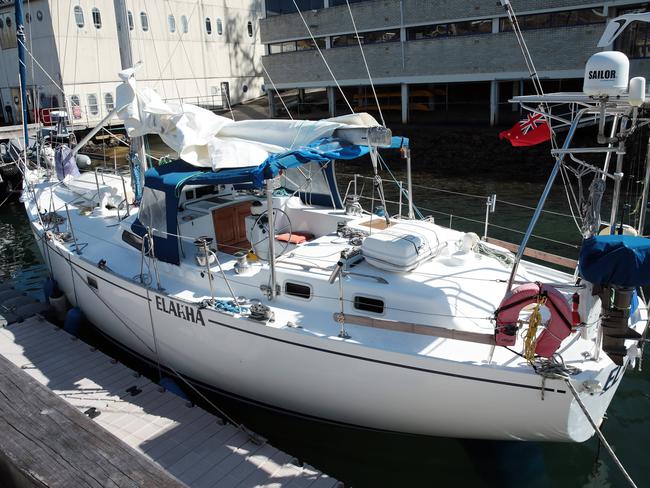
xmin=499 ymin=113 xmax=551 ymax=147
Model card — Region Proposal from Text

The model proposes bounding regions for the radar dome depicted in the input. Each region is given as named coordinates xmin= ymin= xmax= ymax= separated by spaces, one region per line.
xmin=583 ymin=51 xmax=629 ymax=97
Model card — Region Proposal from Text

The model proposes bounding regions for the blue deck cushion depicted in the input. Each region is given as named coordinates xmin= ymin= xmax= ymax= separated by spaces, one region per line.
xmin=579 ymin=235 xmax=650 ymax=287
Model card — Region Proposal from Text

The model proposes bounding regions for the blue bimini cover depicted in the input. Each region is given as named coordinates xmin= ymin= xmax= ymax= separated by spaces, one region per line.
xmin=579 ymin=235 xmax=650 ymax=287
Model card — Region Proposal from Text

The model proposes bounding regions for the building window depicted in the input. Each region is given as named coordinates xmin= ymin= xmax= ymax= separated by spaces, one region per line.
xmin=407 ymin=20 xmax=491 ymax=41
xmin=332 ymin=28 xmax=400 ymax=47
xmin=104 ymin=93 xmax=114 ymax=112
xmin=205 ymin=17 xmax=212 ymax=35
xmin=69 ymin=95 xmax=82 ymax=119
xmin=75 ymin=6 xmax=86 ymax=27
xmin=268 ymin=37 xmax=325 ymax=54
xmin=140 ymin=12 xmax=149 ymax=31
xmin=499 ymin=8 xmax=605 ymax=32
xmin=181 ymin=15 xmax=188 ymax=33
xmin=127 ymin=11 xmax=134 ymax=31
xmin=217 ymin=18 xmax=223 ymax=35
xmin=37 ymin=11 xmax=43 ymax=21
xmin=266 ymin=0 xmax=324 ymax=16
xmin=616 ymin=3 xmax=650 ymax=59
xmin=25 ymin=13 xmax=31 ymax=23
xmin=92 ymin=8 xmax=101 ymax=29
xmin=5 ymin=17 xmax=11 ymax=28
xmin=0 ymin=19 xmax=4 ymax=29
xmin=168 ymin=14 xmax=176 ymax=33
xmin=247 ymin=21 xmax=253 ymax=37
xmin=87 ymin=94 xmax=99 ymax=115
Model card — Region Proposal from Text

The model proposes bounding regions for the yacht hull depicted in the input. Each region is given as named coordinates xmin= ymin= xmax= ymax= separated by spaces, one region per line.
xmin=36 ymin=233 xmax=628 ymax=442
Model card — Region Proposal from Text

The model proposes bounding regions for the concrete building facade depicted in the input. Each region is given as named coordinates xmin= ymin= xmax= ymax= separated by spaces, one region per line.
xmin=260 ymin=1 xmax=650 ymax=125
xmin=0 ymin=0 xmax=265 ymax=128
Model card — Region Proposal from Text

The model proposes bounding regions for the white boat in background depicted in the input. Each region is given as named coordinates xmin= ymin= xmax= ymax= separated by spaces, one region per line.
xmin=15 ymin=2 xmax=650 ymax=443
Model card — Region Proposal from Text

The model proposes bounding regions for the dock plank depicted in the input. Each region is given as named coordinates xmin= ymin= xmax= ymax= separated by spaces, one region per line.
xmin=0 ymin=316 xmax=339 ymax=487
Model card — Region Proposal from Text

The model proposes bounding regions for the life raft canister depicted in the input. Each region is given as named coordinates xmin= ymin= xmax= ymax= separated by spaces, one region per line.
xmin=495 ymin=282 xmax=575 ymax=358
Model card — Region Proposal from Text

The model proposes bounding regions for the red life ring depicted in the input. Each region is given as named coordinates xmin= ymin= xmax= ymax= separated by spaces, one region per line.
xmin=495 ymin=282 xmax=574 ymax=358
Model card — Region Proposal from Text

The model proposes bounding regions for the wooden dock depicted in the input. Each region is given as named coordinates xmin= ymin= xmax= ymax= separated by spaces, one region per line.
xmin=0 ymin=290 xmax=339 ymax=487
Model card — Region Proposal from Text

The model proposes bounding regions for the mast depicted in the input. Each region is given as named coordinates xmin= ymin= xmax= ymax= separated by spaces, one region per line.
xmin=113 ymin=0 xmax=146 ymax=197
xmin=15 ymin=0 xmax=29 ymax=150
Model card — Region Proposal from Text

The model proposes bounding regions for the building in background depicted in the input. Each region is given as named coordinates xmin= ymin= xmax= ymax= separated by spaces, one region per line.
xmin=260 ymin=1 xmax=650 ymax=126
xmin=0 ymin=0 xmax=265 ymax=128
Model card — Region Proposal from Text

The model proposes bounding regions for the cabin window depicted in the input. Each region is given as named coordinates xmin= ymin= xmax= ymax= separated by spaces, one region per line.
xmin=74 ymin=5 xmax=86 ymax=29
xmin=181 ymin=15 xmax=188 ymax=33
xmin=87 ymin=94 xmax=99 ymax=115
xmin=168 ymin=14 xmax=176 ymax=33
xmin=205 ymin=17 xmax=212 ymax=35
xmin=140 ymin=187 xmax=167 ymax=234
xmin=285 ymin=282 xmax=311 ymax=300
xmin=247 ymin=21 xmax=253 ymax=38
xmin=92 ymin=8 xmax=102 ymax=29
xmin=354 ymin=296 xmax=384 ymax=314
xmin=217 ymin=18 xmax=223 ymax=35
xmin=127 ymin=11 xmax=134 ymax=31
xmin=140 ymin=12 xmax=149 ymax=31
xmin=104 ymin=93 xmax=114 ymax=112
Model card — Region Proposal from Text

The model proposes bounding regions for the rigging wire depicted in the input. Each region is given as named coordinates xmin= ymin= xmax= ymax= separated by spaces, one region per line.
xmin=343 ymin=0 xmax=385 ymax=126
xmin=260 ymin=61 xmax=293 ymax=120
xmin=291 ymin=0 xmax=355 ymax=115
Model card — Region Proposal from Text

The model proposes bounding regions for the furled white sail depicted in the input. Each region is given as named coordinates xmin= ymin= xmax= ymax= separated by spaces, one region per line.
xmin=115 ymin=68 xmax=379 ymax=170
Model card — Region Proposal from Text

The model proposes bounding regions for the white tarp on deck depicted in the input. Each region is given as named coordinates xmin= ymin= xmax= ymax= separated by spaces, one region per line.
xmin=115 ymin=68 xmax=379 ymax=170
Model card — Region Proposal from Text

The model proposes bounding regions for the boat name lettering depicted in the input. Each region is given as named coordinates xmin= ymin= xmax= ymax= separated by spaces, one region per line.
xmin=602 ymin=364 xmax=624 ymax=393
xmin=588 ymin=69 xmax=616 ymax=80
xmin=155 ymin=296 xmax=205 ymax=326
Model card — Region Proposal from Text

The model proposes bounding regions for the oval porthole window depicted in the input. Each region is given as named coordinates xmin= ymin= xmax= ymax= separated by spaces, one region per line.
xmin=216 ymin=18 xmax=223 ymax=35
xmin=127 ymin=11 xmax=134 ymax=31
xmin=181 ymin=15 xmax=188 ymax=34
xmin=205 ymin=17 xmax=212 ymax=35
xmin=92 ymin=7 xmax=102 ymax=29
xmin=168 ymin=14 xmax=176 ymax=33
xmin=140 ymin=11 xmax=149 ymax=32
xmin=74 ymin=6 xmax=84 ymax=28
xmin=242 ymin=85 xmax=248 ymax=93
xmin=247 ymin=20 xmax=253 ymax=38
xmin=37 ymin=11 xmax=43 ymax=22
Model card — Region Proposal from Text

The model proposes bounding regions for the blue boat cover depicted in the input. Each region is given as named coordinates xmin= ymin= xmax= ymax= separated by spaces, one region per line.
xmin=579 ymin=235 xmax=650 ymax=287
xmin=131 ymin=135 xmax=406 ymax=265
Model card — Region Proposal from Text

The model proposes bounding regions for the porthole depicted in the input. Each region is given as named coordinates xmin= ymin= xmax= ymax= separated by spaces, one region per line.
xmin=242 ymin=85 xmax=248 ymax=93
xmin=181 ymin=15 xmax=188 ymax=33
xmin=216 ymin=18 xmax=223 ymax=35
xmin=285 ymin=282 xmax=311 ymax=300
xmin=205 ymin=17 xmax=212 ymax=35
xmin=140 ymin=11 xmax=149 ymax=31
xmin=73 ymin=6 xmax=84 ymax=28
xmin=6 ymin=17 xmax=11 ymax=28
xmin=353 ymin=296 xmax=384 ymax=314
xmin=168 ymin=14 xmax=176 ymax=33
xmin=92 ymin=7 xmax=101 ymax=29
xmin=247 ymin=20 xmax=253 ymax=38
xmin=127 ymin=11 xmax=134 ymax=31
xmin=37 ymin=11 xmax=43 ymax=22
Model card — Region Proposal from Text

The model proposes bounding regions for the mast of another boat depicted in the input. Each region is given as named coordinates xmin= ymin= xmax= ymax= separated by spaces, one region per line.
xmin=113 ymin=0 xmax=147 ymax=189
xmin=15 ymin=0 xmax=29 ymax=167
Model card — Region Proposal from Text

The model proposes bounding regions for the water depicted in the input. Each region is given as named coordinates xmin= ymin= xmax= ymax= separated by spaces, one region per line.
xmin=1 ymin=173 xmax=649 ymax=488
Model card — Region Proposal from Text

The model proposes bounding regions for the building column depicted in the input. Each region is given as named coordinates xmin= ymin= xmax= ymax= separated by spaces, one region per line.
xmin=327 ymin=86 xmax=336 ymax=117
xmin=401 ymin=83 xmax=409 ymax=125
xmin=268 ymin=91 xmax=276 ymax=118
xmin=490 ymin=80 xmax=499 ymax=126
xmin=324 ymin=0 xmax=330 ymax=7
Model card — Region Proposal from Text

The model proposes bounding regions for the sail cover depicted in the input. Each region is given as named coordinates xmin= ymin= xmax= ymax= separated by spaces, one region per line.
xmin=579 ymin=235 xmax=650 ymax=287
xmin=115 ymin=68 xmax=382 ymax=170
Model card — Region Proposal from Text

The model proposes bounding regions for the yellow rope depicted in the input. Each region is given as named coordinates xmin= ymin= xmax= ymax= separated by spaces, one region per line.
xmin=524 ymin=295 xmax=547 ymax=361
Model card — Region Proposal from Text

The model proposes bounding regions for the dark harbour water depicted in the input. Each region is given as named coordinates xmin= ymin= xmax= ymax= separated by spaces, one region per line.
xmin=1 ymin=170 xmax=649 ymax=488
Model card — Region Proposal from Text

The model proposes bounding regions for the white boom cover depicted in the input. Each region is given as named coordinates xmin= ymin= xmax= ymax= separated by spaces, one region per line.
xmin=115 ymin=68 xmax=379 ymax=170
